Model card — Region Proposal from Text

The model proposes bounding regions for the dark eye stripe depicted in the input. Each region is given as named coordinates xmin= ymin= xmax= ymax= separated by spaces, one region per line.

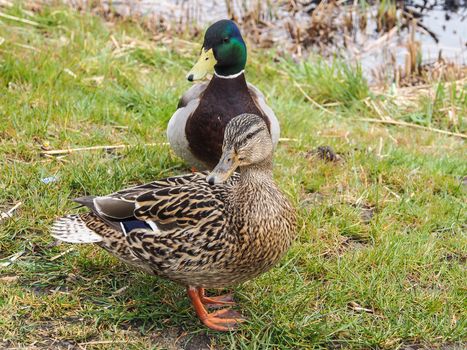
xmin=245 ymin=128 xmax=261 ymax=140
xmin=237 ymin=128 xmax=262 ymax=147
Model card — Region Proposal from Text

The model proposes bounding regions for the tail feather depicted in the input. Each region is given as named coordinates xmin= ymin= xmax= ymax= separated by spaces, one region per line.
xmin=51 ymin=214 xmax=103 ymax=243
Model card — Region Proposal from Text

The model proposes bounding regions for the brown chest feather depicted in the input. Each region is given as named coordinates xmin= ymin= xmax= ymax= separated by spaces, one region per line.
xmin=185 ymin=74 xmax=270 ymax=168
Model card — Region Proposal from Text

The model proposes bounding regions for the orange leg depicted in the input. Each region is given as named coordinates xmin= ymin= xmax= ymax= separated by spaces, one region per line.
xmin=198 ymin=287 xmax=235 ymax=308
xmin=187 ymin=286 xmax=245 ymax=331
xmin=190 ymin=166 xmax=198 ymax=173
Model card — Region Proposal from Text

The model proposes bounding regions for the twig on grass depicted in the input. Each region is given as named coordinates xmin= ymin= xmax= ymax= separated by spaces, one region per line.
xmin=0 ymin=11 xmax=39 ymax=26
xmin=78 ymin=340 xmax=138 ymax=346
xmin=356 ymin=118 xmax=467 ymax=139
xmin=111 ymin=285 xmax=129 ymax=297
xmin=0 ymin=202 xmax=22 ymax=222
xmin=110 ymin=34 xmax=120 ymax=49
xmin=50 ymin=247 xmax=75 ymax=261
xmin=40 ymin=143 xmax=169 ymax=156
xmin=12 ymin=42 xmax=40 ymax=52
xmin=279 ymin=137 xmax=299 ymax=142
xmin=348 ymin=301 xmax=374 ymax=314
xmin=0 ymin=250 xmax=25 ymax=267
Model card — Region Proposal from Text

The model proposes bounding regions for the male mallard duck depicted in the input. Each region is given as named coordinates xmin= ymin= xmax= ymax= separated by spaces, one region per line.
xmin=167 ymin=20 xmax=280 ymax=169
xmin=52 ymin=114 xmax=296 ymax=331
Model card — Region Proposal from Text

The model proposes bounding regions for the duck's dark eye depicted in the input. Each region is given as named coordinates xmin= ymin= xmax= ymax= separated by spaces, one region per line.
xmin=245 ymin=132 xmax=255 ymax=140
xmin=223 ymin=37 xmax=230 ymax=43
xmin=244 ymin=128 xmax=261 ymax=142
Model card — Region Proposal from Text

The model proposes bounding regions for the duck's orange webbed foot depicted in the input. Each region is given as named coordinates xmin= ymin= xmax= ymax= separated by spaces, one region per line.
xmin=187 ymin=287 xmax=245 ymax=331
xmin=198 ymin=287 xmax=235 ymax=308
xmin=190 ymin=166 xmax=198 ymax=173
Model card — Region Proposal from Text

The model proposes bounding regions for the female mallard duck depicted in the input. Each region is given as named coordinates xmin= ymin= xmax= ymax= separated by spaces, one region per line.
xmin=167 ymin=19 xmax=280 ymax=170
xmin=52 ymin=114 xmax=296 ymax=331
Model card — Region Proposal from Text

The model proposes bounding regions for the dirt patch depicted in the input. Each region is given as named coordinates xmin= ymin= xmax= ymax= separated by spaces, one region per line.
xmin=149 ymin=327 xmax=215 ymax=350
xmin=2 ymin=324 xmax=217 ymax=350
xmin=0 ymin=340 xmax=78 ymax=350
xmin=402 ymin=343 xmax=466 ymax=350
xmin=184 ymin=333 xmax=213 ymax=350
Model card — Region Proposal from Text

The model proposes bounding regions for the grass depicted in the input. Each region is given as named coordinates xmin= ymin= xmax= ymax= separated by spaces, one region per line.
xmin=0 ymin=3 xmax=466 ymax=349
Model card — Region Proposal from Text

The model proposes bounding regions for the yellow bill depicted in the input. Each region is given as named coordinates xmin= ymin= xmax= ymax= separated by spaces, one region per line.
xmin=186 ymin=48 xmax=216 ymax=81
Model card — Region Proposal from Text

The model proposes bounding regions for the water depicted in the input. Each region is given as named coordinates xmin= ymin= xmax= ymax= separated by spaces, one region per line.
xmin=99 ymin=1 xmax=466 ymax=82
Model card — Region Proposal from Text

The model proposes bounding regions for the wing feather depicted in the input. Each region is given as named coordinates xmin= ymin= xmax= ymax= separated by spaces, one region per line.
xmin=247 ymin=83 xmax=280 ymax=147
xmin=177 ymin=82 xmax=208 ymax=108
xmin=134 ymin=181 xmax=226 ymax=230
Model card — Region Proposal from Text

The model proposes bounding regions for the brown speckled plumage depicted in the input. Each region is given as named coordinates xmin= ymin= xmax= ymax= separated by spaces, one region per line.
xmin=51 ymin=114 xmax=296 ymax=324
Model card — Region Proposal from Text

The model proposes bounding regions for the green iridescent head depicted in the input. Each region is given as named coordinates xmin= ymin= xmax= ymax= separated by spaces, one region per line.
xmin=187 ymin=20 xmax=247 ymax=81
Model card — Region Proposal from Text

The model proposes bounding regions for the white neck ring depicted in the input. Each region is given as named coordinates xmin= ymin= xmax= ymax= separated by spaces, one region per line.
xmin=214 ymin=70 xmax=245 ymax=79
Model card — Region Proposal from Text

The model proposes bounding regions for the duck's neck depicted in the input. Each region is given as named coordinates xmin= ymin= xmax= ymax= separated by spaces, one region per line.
xmin=208 ymin=73 xmax=249 ymax=94
xmin=232 ymin=156 xmax=284 ymax=224
xmin=202 ymin=73 xmax=254 ymax=106
xmin=238 ymin=156 xmax=274 ymax=188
